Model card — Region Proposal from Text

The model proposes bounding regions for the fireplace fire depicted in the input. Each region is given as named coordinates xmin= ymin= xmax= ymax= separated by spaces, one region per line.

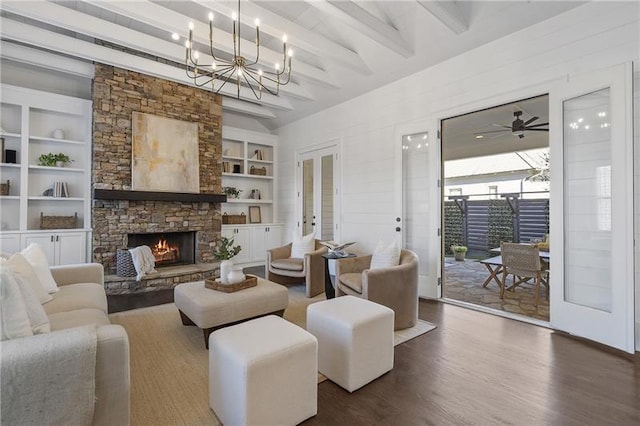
xmin=152 ymin=239 xmax=180 ymax=263
xmin=127 ymin=231 xmax=196 ymax=267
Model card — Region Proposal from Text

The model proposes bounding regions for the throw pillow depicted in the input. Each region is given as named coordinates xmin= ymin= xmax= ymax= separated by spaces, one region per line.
xmin=0 ymin=266 xmax=34 ymax=340
xmin=290 ymin=231 xmax=315 ymax=259
xmin=21 ymin=243 xmax=58 ymax=293
xmin=370 ymin=240 xmax=401 ymax=270
xmin=12 ymin=268 xmax=51 ymax=335
xmin=1 ymin=254 xmax=53 ymax=304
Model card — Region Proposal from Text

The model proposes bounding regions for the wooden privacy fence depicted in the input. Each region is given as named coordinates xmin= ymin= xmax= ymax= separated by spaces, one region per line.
xmin=444 ymin=195 xmax=549 ymax=255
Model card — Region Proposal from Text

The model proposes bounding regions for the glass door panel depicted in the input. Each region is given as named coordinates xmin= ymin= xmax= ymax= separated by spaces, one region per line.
xmin=563 ymin=88 xmax=612 ymax=312
xmin=302 ymin=158 xmax=314 ymax=235
xmin=320 ymin=154 xmax=334 ymax=241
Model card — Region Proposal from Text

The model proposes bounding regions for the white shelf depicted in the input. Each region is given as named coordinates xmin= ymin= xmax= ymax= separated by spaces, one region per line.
xmin=0 ymin=195 xmax=20 ymax=200
xmin=1 ymin=163 xmax=21 ymax=168
xmin=0 ymin=132 xmax=21 ymax=139
xmin=222 ymin=155 xmax=244 ymax=161
xmin=29 ymin=165 xmax=84 ymax=173
xmin=29 ymin=135 xmax=86 ymax=145
xmin=28 ymin=196 xmax=84 ymax=201
xmin=247 ymin=159 xmax=274 ymax=165
xmin=223 ymin=172 xmax=273 ymax=180
xmin=226 ymin=199 xmax=273 ymax=204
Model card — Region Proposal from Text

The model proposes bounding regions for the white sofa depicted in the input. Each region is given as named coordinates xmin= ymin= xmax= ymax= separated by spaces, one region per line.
xmin=1 ymin=263 xmax=130 ymax=426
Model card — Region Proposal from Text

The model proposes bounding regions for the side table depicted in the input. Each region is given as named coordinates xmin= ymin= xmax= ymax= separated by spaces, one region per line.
xmin=322 ymin=253 xmax=356 ymax=299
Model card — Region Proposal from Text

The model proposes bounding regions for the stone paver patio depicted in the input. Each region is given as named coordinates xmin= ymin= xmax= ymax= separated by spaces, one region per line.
xmin=443 ymin=257 xmax=549 ymax=322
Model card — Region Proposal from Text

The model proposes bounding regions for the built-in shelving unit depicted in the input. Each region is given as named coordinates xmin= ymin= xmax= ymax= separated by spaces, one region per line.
xmin=222 ymin=126 xmax=277 ymax=224
xmin=221 ymin=126 xmax=282 ymax=265
xmin=0 ymin=84 xmax=91 ymax=264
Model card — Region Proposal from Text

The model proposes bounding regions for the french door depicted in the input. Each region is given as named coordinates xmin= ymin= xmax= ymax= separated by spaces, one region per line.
xmin=394 ymin=121 xmax=441 ymax=298
xmin=296 ymin=145 xmax=339 ymax=241
xmin=549 ymin=63 xmax=635 ymax=353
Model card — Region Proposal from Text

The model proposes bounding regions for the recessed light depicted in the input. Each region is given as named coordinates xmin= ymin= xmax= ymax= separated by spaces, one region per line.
xmin=475 ymin=135 xmax=484 ymax=139
xmin=171 ymin=32 xmax=180 ymax=41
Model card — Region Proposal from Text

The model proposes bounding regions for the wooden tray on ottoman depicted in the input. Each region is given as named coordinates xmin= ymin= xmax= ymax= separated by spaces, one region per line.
xmin=205 ymin=275 xmax=258 ymax=293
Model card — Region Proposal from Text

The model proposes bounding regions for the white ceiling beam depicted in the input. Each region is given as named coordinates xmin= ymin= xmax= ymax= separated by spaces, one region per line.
xmin=85 ymin=0 xmax=340 ymax=90
xmin=193 ymin=0 xmax=372 ymax=75
xmin=0 ymin=40 xmax=95 ymax=79
xmin=417 ymin=1 xmax=469 ymax=35
xmin=0 ymin=18 xmax=294 ymax=111
xmin=305 ymin=0 xmax=413 ymax=58
xmin=1 ymin=0 xmax=313 ymax=102
xmin=222 ymin=97 xmax=276 ymax=119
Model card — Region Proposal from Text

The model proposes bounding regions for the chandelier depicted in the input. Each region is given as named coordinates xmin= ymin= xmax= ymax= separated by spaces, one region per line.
xmin=182 ymin=0 xmax=292 ymax=100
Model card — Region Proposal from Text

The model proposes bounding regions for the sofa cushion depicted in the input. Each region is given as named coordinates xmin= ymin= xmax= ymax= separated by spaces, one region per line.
xmin=271 ymin=258 xmax=304 ymax=272
xmin=12 ymin=269 xmax=50 ymax=335
xmin=339 ymin=273 xmax=363 ymax=294
xmin=2 ymin=254 xmax=53 ymax=304
xmin=43 ymin=283 xmax=108 ymax=316
xmin=21 ymin=244 xmax=59 ymax=293
xmin=0 ymin=266 xmax=34 ymax=340
xmin=48 ymin=308 xmax=110 ymax=331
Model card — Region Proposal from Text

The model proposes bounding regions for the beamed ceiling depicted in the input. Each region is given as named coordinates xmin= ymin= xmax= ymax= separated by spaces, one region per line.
xmin=0 ymin=1 xmax=583 ymax=130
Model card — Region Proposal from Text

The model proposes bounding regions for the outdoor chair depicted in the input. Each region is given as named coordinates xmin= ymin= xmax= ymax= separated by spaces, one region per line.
xmin=500 ymin=242 xmax=549 ymax=306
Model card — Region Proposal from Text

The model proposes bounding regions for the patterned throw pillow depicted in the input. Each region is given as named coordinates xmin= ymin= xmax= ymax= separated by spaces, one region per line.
xmin=290 ymin=232 xmax=315 ymax=259
xmin=370 ymin=240 xmax=401 ymax=270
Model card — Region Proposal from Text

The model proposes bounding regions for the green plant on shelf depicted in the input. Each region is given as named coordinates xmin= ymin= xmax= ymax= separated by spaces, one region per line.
xmin=214 ymin=236 xmax=242 ymax=260
xmin=222 ymin=186 xmax=242 ymax=199
xmin=38 ymin=153 xmax=73 ymax=167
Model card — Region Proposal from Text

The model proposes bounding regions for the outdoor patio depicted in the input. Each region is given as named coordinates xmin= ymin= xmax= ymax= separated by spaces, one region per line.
xmin=443 ymin=257 xmax=549 ymax=322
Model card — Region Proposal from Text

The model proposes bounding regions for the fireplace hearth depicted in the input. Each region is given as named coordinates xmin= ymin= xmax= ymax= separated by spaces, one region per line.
xmin=127 ymin=231 xmax=196 ymax=267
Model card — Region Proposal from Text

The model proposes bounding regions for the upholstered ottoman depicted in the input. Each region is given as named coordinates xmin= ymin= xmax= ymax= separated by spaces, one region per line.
xmin=307 ymin=295 xmax=394 ymax=392
xmin=209 ymin=315 xmax=318 ymax=426
xmin=174 ymin=278 xmax=288 ymax=348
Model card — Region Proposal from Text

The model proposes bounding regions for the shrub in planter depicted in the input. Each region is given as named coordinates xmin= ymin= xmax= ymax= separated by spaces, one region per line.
xmin=451 ymin=245 xmax=468 ymax=261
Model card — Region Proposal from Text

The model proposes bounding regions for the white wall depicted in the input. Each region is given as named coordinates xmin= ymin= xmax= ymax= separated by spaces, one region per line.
xmin=275 ymin=2 xmax=639 ymax=346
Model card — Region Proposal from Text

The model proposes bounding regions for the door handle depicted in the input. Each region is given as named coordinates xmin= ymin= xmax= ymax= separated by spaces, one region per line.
xmin=56 ymin=235 xmax=59 ymax=242
xmin=51 ymin=235 xmax=54 ymax=242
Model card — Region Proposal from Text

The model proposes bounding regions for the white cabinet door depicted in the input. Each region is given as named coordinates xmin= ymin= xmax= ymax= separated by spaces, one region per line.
xmin=265 ymin=225 xmax=282 ymax=251
xmin=223 ymin=227 xmax=252 ymax=264
xmin=56 ymin=232 xmax=86 ymax=265
xmin=250 ymin=225 xmax=283 ymax=263
xmin=21 ymin=232 xmax=86 ymax=265
xmin=251 ymin=226 xmax=268 ymax=263
xmin=0 ymin=233 xmax=20 ymax=254
xmin=21 ymin=233 xmax=56 ymax=265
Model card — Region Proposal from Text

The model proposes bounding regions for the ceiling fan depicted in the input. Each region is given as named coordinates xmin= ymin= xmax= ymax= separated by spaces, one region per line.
xmin=475 ymin=111 xmax=549 ymax=139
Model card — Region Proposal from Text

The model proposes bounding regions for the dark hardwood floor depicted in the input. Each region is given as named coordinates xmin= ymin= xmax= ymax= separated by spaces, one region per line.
xmin=108 ymin=269 xmax=639 ymax=424
xmin=305 ymin=300 xmax=640 ymax=426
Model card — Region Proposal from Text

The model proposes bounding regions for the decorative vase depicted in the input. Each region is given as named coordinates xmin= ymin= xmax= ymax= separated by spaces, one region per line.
xmin=55 ymin=161 xmax=65 ymax=167
xmin=220 ymin=259 xmax=233 ymax=284
xmin=227 ymin=267 xmax=246 ymax=285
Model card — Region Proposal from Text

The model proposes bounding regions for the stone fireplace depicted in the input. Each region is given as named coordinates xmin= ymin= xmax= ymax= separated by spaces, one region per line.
xmin=91 ymin=64 xmax=223 ymax=294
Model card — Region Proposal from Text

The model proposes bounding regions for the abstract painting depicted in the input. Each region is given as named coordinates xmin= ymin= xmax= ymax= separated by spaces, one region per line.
xmin=131 ymin=112 xmax=200 ymax=193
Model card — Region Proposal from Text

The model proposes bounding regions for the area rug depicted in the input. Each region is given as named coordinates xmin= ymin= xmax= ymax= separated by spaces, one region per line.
xmin=109 ymin=284 xmax=436 ymax=426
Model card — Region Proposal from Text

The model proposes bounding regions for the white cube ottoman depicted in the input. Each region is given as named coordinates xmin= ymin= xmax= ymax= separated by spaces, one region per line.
xmin=209 ymin=315 xmax=318 ymax=426
xmin=174 ymin=278 xmax=289 ymax=348
xmin=307 ymin=295 xmax=394 ymax=392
